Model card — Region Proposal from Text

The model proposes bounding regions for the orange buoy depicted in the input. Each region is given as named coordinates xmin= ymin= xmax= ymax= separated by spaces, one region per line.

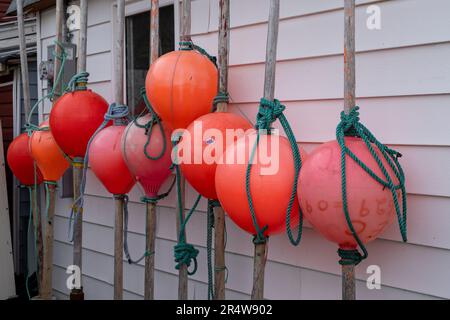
xmin=145 ymin=50 xmax=218 ymax=129
xmin=215 ymin=132 xmax=307 ymax=236
xmin=180 ymin=112 xmax=252 ymax=200
xmin=89 ymin=125 xmax=135 ymax=195
xmin=7 ymin=133 xmax=43 ymax=186
xmin=298 ymin=137 xmax=399 ymax=249
xmin=49 ymin=89 xmax=109 ymax=158
xmin=29 ymin=121 xmax=70 ymax=182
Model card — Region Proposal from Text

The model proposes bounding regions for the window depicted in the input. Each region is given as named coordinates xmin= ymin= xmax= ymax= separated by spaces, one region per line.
xmin=125 ymin=5 xmax=175 ymax=116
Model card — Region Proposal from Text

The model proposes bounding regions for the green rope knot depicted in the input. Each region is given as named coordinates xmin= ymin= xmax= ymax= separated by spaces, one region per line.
xmin=179 ymin=41 xmax=217 ymax=67
xmin=66 ymin=71 xmax=90 ymax=92
xmin=256 ymin=98 xmax=286 ymax=132
xmin=336 ymin=105 xmax=408 ymax=264
xmin=24 ymin=123 xmax=49 ymax=136
xmin=174 ymin=242 xmax=199 ymax=275
xmin=213 ymin=91 xmax=230 ymax=108
xmin=338 ymin=248 xmax=363 ymax=266
xmin=252 ymin=226 xmax=269 ymax=245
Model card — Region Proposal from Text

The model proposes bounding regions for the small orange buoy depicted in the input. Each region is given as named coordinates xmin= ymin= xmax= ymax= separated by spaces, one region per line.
xmin=89 ymin=125 xmax=135 ymax=195
xmin=49 ymin=89 xmax=109 ymax=158
xmin=7 ymin=133 xmax=43 ymax=186
xmin=29 ymin=121 xmax=70 ymax=182
xmin=298 ymin=137 xmax=399 ymax=249
xmin=146 ymin=50 xmax=218 ymax=129
xmin=215 ymin=132 xmax=307 ymax=236
xmin=180 ymin=112 xmax=252 ymax=200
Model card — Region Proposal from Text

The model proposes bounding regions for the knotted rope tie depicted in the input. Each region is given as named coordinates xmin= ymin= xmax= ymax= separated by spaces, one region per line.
xmin=66 ymin=71 xmax=89 ymax=92
xmin=336 ymin=106 xmax=407 ymax=264
xmin=172 ymin=132 xmax=201 ymax=275
xmin=212 ymin=92 xmax=230 ymax=112
xmin=179 ymin=41 xmax=217 ymax=67
xmin=338 ymin=248 xmax=363 ymax=266
xmin=133 ymin=88 xmax=167 ymax=160
xmin=246 ymin=98 xmax=304 ymax=246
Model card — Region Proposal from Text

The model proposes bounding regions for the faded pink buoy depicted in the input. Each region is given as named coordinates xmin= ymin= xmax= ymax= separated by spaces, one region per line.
xmin=121 ymin=114 xmax=172 ymax=198
xmin=298 ymin=137 xmax=399 ymax=249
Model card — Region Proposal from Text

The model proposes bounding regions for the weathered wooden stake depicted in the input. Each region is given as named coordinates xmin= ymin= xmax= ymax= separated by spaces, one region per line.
xmin=143 ymin=0 xmax=160 ymax=301
xmin=69 ymin=0 xmax=86 ymax=300
xmin=40 ymin=184 xmax=56 ymax=299
xmin=175 ymin=0 xmax=191 ymax=301
xmin=111 ymin=0 xmax=126 ymax=301
xmin=17 ymin=0 xmax=44 ymax=296
xmin=342 ymin=0 xmax=356 ymax=301
xmin=251 ymin=0 xmax=280 ymax=301
xmin=212 ymin=0 xmax=230 ymax=300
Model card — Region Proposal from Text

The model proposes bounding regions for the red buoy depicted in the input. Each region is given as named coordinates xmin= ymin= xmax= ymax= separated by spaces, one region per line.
xmin=180 ymin=112 xmax=252 ymax=199
xmin=298 ymin=137 xmax=399 ymax=249
xmin=29 ymin=121 xmax=70 ymax=182
xmin=7 ymin=133 xmax=43 ymax=186
xmin=49 ymin=89 xmax=109 ymax=158
xmin=122 ymin=114 xmax=173 ymax=198
xmin=215 ymin=132 xmax=307 ymax=236
xmin=145 ymin=50 xmax=218 ymax=129
xmin=89 ymin=125 xmax=135 ymax=195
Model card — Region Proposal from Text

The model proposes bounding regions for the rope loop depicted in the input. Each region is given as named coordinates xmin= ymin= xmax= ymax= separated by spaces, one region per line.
xmin=212 ymin=92 xmax=230 ymax=112
xmin=338 ymin=248 xmax=363 ymax=266
xmin=174 ymin=243 xmax=199 ymax=275
xmin=179 ymin=40 xmax=217 ymax=67
xmin=245 ymin=98 xmax=304 ymax=246
xmin=336 ymin=106 xmax=408 ymax=263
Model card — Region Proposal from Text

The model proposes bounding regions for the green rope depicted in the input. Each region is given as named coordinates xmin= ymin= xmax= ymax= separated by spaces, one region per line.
xmin=133 ymin=88 xmax=167 ymax=160
xmin=172 ymin=132 xmax=201 ymax=275
xmin=179 ymin=41 xmax=217 ymax=67
xmin=336 ymin=106 xmax=407 ymax=265
xmin=212 ymin=91 xmax=229 ymax=112
xmin=65 ymin=71 xmax=89 ymax=92
xmin=245 ymin=98 xmax=304 ymax=245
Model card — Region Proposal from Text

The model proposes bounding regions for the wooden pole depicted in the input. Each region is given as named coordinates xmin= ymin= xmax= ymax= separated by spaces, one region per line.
xmin=143 ymin=0 xmax=159 ymax=300
xmin=175 ymin=0 xmax=191 ymax=301
xmin=69 ymin=0 xmax=86 ymax=301
xmin=112 ymin=0 xmax=126 ymax=301
xmin=342 ymin=0 xmax=356 ymax=301
xmin=212 ymin=0 xmax=230 ymax=300
xmin=113 ymin=195 xmax=124 ymax=300
xmin=251 ymin=0 xmax=280 ymax=301
xmin=40 ymin=184 xmax=56 ymax=299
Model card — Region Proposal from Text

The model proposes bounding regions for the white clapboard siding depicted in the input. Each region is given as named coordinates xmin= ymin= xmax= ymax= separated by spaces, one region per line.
xmin=35 ymin=0 xmax=450 ymax=300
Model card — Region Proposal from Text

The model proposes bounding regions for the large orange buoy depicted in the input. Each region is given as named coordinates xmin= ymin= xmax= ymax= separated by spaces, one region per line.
xmin=180 ymin=112 xmax=252 ymax=199
xmin=122 ymin=114 xmax=173 ymax=198
xmin=29 ymin=121 xmax=70 ymax=182
xmin=215 ymin=132 xmax=307 ymax=236
xmin=145 ymin=50 xmax=218 ymax=129
xmin=89 ymin=125 xmax=135 ymax=195
xmin=298 ymin=137 xmax=400 ymax=249
xmin=49 ymin=87 xmax=109 ymax=158
xmin=7 ymin=133 xmax=43 ymax=186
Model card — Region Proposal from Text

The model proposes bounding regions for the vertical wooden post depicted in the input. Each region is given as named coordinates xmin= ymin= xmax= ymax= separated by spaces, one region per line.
xmin=176 ymin=0 xmax=190 ymax=301
xmin=251 ymin=0 xmax=280 ymax=301
xmin=30 ymin=186 xmax=43 ymax=296
xmin=112 ymin=0 xmax=126 ymax=301
xmin=144 ymin=202 xmax=156 ymax=299
xmin=342 ymin=0 xmax=356 ymax=301
xmin=213 ymin=0 xmax=230 ymax=300
xmin=69 ymin=0 xmax=86 ymax=301
xmin=113 ymin=195 xmax=124 ymax=300
xmin=40 ymin=184 xmax=56 ymax=299
xmin=143 ymin=0 xmax=160 ymax=301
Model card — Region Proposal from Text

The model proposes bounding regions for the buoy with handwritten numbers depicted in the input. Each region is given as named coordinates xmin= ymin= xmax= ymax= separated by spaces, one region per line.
xmin=298 ymin=137 xmax=400 ymax=249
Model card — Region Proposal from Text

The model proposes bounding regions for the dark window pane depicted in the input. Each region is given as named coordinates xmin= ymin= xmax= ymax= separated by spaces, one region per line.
xmin=126 ymin=5 xmax=174 ymax=116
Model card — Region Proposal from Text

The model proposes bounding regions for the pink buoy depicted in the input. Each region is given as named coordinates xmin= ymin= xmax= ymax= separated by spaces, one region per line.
xmin=89 ymin=125 xmax=136 ymax=195
xmin=121 ymin=114 xmax=173 ymax=198
xmin=298 ymin=137 xmax=399 ymax=249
